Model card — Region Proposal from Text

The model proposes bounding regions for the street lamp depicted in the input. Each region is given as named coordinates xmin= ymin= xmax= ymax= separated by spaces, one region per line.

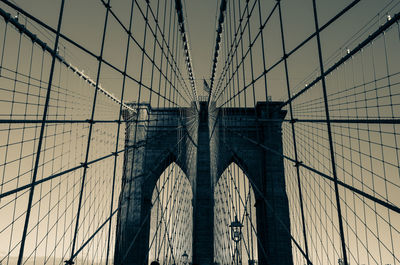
xmin=229 ymin=216 xmax=243 ymax=243
xmin=182 ymin=251 xmax=189 ymax=265
xmin=230 ymin=216 xmax=243 ymax=265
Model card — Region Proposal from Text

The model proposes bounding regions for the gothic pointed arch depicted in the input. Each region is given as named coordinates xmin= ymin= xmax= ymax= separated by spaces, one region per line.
xmin=214 ymin=162 xmax=258 ymax=264
xmin=148 ymin=162 xmax=193 ymax=264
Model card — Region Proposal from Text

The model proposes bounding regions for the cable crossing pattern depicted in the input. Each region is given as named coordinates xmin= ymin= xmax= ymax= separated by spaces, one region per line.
xmin=0 ymin=0 xmax=399 ymax=265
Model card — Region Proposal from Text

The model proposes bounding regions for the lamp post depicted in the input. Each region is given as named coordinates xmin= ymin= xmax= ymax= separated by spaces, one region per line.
xmin=229 ymin=216 xmax=243 ymax=265
xmin=182 ymin=251 xmax=189 ymax=265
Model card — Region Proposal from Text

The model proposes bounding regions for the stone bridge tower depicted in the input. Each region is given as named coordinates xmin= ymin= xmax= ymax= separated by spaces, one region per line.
xmin=114 ymin=101 xmax=293 ymax=265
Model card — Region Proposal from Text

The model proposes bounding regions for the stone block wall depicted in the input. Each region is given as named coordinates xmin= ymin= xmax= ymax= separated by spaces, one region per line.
xmin=114 ymin=101 xmax=293 ymax=265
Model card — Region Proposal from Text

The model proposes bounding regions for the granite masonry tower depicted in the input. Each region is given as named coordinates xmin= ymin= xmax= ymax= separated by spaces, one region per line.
xmin=113 ymin=101 xmax=293 ymax=265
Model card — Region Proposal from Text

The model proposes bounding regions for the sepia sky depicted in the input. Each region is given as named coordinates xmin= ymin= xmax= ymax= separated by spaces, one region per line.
xmin=4 ymin=0 xmax=395 ymax=101
xmin=0 ymin=0 xmax=399 ymax=264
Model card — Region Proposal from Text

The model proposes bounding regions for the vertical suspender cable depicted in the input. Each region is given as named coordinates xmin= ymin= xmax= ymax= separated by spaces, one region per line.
xmin=276 ymin=1 xmax=311 ymax=263
xmin=17 ymin=1 xmax=66 ymax=264
xmin=310 ymin=0 xmax=349 ymax=264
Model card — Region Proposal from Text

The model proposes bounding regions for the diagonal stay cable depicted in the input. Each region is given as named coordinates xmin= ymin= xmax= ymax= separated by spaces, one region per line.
xmin=219 ymin=137 xmax=314 ymax=265
xmin=0 ymin=0 xmax=189 ymax=107
xmin=213 ymin=0 xmax=361 ymax=105
xmin=222 ymin=125 xmax=400 ymax=215
xmin=0 ymin=130 xmax=177 ymax=200
xmin=279 ymin=11 xmax=400 ymax=110
xmin=97 ymin=0 xmax=194 ymax=105
xmin=16 ymin=1 xmax=66 ymax=264
xmin=68 ymin=127 xmax=193 ymax=263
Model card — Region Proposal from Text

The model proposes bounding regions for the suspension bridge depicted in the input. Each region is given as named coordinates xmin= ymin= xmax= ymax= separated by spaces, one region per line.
xmin=0 ymin=0 xmax=399 ymax=264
